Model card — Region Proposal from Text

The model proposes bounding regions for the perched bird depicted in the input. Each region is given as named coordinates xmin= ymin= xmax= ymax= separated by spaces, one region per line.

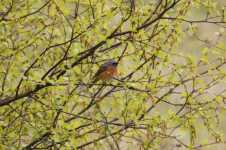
xmin=89 ymin=59 xmax=118 ymax=87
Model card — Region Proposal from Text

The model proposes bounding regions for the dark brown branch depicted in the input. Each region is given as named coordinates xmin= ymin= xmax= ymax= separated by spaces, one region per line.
xmin=23 ymin=132 xmax=52 ymax=150
xmin=0 ymin=83 xmax=52 ymax=107
xmin=76 ymin=121 xmax=133 ymax=149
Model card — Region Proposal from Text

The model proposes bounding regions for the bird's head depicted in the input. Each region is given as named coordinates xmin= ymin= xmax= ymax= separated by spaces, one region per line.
xmin=104 ymin=59 xmax=118 ymax=67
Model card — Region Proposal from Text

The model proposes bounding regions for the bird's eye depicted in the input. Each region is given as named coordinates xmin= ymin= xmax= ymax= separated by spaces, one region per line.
xmin=112 ymin=62 xmax=117 ymax=66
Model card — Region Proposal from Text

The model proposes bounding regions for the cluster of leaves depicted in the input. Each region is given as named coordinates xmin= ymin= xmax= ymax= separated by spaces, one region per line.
xmin=0 ymin=0 xmax=226 ymax=149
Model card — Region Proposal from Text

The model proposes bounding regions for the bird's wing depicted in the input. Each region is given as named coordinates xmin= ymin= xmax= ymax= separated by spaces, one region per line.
xmin=93 ymin=64 xmax=108 ymax=79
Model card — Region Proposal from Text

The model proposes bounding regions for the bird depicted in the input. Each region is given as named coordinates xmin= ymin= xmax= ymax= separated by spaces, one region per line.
xmin=89 ymin=59 xmax=118 ymax=87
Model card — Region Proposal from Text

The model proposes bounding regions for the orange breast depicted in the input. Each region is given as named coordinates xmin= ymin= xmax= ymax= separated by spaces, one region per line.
xmin=98 ymin=66 xmax=117 ymax=80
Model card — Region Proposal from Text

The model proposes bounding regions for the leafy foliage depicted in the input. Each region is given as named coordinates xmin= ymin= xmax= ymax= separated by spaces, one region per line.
xmin=0 ymin=0 xmax=226 ymax=149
